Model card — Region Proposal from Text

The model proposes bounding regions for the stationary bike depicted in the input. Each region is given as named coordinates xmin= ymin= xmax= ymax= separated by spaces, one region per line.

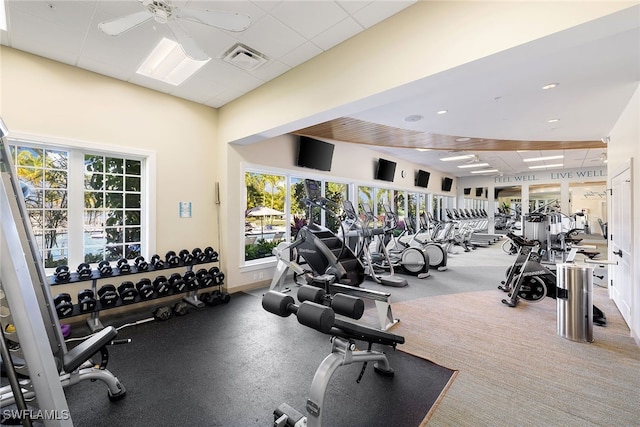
xmin=500 ymin=242 xmax=606 ymax=325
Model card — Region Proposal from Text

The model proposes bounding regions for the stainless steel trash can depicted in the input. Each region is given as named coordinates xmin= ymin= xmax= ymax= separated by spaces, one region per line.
xmin=556 ymin=263 xmax=594 ymax=342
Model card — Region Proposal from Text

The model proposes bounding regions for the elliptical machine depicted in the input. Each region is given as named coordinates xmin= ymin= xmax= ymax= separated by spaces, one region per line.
xmin=360 ymin=203 xmax=430 ymax=279
xmin=340 ymin=200 xmax=409 ymax=287
xmin=393 ymin=207 xmax=448 ymax=271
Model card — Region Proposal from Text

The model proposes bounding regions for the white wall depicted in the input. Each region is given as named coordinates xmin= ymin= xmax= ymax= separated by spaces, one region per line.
xmin=607 ymin=85 xmax=640 ymax=344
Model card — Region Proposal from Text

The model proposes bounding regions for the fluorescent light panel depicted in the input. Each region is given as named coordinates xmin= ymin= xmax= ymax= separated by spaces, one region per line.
xmin=528 ymin=163 xmax=564 ymax=169
xmin=457 ymin=163 xmax=489 ymax=169
xmin=137 ymin=38 xmax=210 ymax=86
xmin=523 ymin=155 xmax=564 ymax=162
xmin=470 ymin=169 xmax=499 ymax=174
xmin=440 ymin=154 xmax=475 ymax=162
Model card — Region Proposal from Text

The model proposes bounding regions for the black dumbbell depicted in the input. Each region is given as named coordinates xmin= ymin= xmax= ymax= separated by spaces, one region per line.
xmin=169 ymin=273 xmax=186 ymax=293
xmin=204 ymin=247 xmax=218 ymax=262
xmin=195 ymin=268 xmax=213 ymax=288
xmin=192 ymin=247 xmax=206 ymax=264
xmin=98 ymin=284 xmax=119 ymax=307
xmin=179 ymin=249 xmax=194 ymax=265
xmin=118 ymin=281 xmax=138 ymax=304
xmin=117 ymin=258 xmax=131 ymax=274
xmin=54 ymin=266 xmax=71 ymax=283
xmin=165 ymin=251 xmax=180 ymax=267
xmin=218 ymin=290 xmax=231 ymax=304
xmin=136 ymin=278 xmax=155 ymax=300
xmin=78 ymin=289 xmax=97 ymax=313
xmin=153 ymin=275 xmax=170 ymax=296
xmin=134 ymin=256 xmax=149 ymax=272
xmin=209 ymin=267 xmax=225 ymax=285
xmin=98 ymin=260 xmax=113 ymax=277
xmin=172 ymin=301 xmax=189 ymax=316
xmin=199 ymin=291 xmax=221 ymax=306
xmin=77 ymin=263 xmax=93 ymax=280
xmin=54 ymin=293 xmax=73 ymax=317
xmin=153 ymin=306 xmax=171 ymax=321
xmin=150 ymin=254 xmax=165 ymax=269
xmin=183 ymin=271 xmax=198 ymax=291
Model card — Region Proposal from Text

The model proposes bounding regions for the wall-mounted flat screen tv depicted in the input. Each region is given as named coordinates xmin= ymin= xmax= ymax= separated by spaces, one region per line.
xmin=415 ymin=169 xmax=430 ymax=188
xmin=375 ymin=158 xmax=396 ymax=182
xmin=296 ymin=136 xmax=335 ymax=171
xmin=442 ymin=177 xmax=453 ymax=192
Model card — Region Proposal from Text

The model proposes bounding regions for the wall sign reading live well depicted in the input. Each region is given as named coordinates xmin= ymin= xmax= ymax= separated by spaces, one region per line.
xmin=494 ymin=168 xmax=606 ymax=184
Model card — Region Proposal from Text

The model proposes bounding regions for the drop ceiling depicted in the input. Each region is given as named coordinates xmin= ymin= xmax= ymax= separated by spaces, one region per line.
xmin=1 ymin=1 xmax=639 ymax=177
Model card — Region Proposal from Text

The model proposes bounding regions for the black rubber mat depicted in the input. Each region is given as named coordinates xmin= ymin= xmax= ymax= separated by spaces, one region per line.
xmin=64 ymin=292 xmax=454 ymax=426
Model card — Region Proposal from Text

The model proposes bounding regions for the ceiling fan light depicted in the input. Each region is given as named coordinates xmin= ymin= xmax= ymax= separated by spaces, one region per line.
xmin=137 ymin=37 xmax=209 ymax=86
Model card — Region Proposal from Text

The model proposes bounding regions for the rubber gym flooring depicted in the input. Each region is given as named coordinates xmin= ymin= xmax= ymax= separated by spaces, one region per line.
xmin=63 ymin=291 xmax=454 ymax=426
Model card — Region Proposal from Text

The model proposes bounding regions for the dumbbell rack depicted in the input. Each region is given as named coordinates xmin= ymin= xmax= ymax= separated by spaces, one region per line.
xmin=49 ymin=255 xmax=224 ymax=332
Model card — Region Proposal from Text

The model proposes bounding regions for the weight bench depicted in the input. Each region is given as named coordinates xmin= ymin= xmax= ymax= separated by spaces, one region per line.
xmin=0 ymin=326 xmax=126 ymax=407
xmin=263 ymin=290 xmax=404 ymax=427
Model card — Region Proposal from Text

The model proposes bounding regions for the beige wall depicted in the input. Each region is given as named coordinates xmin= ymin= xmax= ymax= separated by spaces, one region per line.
xmin=0 ymin=46 xmax=219 ymax=255
xmin=607 ymin=85 xmax=640 ymax=343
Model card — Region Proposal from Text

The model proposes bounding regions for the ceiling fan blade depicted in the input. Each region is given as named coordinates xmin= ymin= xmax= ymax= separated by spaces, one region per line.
xmin=167 ymin=21 xmax=210 ymax=61
xmin=99 ymin=10 xmax=153 ymax=36
xmin=177 ymin=8 xmax=251 ymax=32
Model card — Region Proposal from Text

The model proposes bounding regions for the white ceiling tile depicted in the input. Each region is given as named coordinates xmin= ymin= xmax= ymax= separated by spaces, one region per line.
xmin=269 ymin=1 xmax=348 ymax=40
xmin=250 ymin=1 xmax=282 ymax=13
xmin=237 ymin=14 xmax=305 ymax=59
xmin=76 ymin=56 xmax=134 ymax=82
xmin=279 ymin=41 xmax=323 ymax=67
xmin=249 ymin=59 xmax=291 ymax=82
xmin=312 ymin=16 xmax=363 ymax=51
xmin=352 ymin=0 xmax=415 ymax=29
xmin=336 ymin=1 xmax=372 ymax=15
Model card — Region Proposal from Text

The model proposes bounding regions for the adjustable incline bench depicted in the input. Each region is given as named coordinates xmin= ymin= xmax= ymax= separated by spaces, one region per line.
xmin=262 ymin=286 xmax=405 ymax=427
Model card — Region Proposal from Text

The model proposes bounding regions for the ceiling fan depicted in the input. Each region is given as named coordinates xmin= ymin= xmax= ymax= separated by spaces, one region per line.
xmin=98 ymin=0 xmax=251 ymax=61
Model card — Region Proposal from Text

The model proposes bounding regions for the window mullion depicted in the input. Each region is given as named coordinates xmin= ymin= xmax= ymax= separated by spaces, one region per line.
xmin=67 ymin=150 xmax=84 ymax=267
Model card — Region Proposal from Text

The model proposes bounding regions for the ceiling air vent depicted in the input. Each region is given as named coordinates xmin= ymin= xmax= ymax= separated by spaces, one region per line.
xmin=221 ymin=43 xmax=268 ymax=71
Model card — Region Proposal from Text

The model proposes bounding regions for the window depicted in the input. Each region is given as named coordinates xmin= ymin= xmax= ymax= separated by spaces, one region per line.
xmin=10 ymin=140 xmax=148 ymax=270
xmin=12 ymin=146 xmax=69 ymax=268
xmin=244 ymin=172 xmax=286 ymax=261
xmin=84 ymin=155 xmax=142 ymax=262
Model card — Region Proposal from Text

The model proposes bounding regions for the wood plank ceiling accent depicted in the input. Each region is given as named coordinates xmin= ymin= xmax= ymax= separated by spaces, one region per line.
xmin=294 ymin=117 xmax=605 ymax=151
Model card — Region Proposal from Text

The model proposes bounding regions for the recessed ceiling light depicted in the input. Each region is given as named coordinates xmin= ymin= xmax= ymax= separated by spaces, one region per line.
xmin=437 ymin=110 xmax=448 ymax=115
xmin=440 ymin=154 xmax=475 ymax=162
xmin=523 ymin=155 xmax=564 ymax=162
xmin=542 ymin=83 xmax=559 ymax=90
xmin=470 ymin=169 xmax=499 ymax=174
xmin=455 ymin=137 xmax=470 ymax=142
xmin=528 ymin=163 xmax=564 ymax=169
xmin=547 ymin=118 xmax=559 ymax=123
xmin=458 ymin=163 xmax=490 ymax=169
xmin=415 ymin=148 xmax=431 ymax=152
xmin=404 ymin=115 xmax=424 ymax=122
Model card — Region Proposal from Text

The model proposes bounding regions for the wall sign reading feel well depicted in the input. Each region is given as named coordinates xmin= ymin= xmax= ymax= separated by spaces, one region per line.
xmin=494 ymin=168 xmax=606 ymax=184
